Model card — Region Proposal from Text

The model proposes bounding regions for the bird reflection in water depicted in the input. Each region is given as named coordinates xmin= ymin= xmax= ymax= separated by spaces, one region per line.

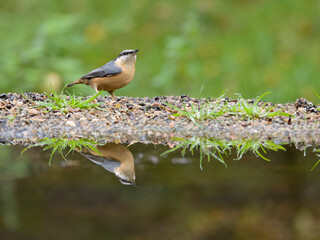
xmin=79 ymin=143 xmax=136 ymax=187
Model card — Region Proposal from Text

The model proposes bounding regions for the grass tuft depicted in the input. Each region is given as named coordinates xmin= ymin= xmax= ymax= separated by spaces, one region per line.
xmin=163 ymin=92 xmax=228 ymax=126
xmin=25 ymin=88 xmax=104 ymax=113
xmin=21 ymin=138 xmax=103 ymax=165
xmin=164 ymin=92 xmax=292 ymax=125
xmin=234 ymin=92 xmax=292 ymax=120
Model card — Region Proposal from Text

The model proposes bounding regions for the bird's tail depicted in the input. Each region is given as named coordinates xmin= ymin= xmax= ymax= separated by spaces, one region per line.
xmin=66 ymin=79 xmax=81 ymax=88
xmin=66 ymin=83 xmax=75 ymax=88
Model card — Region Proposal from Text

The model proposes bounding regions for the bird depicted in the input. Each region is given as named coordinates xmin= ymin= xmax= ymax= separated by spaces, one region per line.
xmin=66 ymin=49 xmax=139 ymax=97
xmin=79 ymin=143 xmax=136 ymax=187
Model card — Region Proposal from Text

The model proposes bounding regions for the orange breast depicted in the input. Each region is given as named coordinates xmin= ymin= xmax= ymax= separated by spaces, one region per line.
xmin=89 ymin=64 xmax=135 ymax=92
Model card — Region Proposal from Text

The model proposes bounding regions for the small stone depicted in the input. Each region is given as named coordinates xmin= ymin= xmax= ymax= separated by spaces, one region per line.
xmin=65 ymin=120 xmax=76 ymax=127
xmin=28 ymin=109 xmax=39 ymax=115
xmin=79 ymin=122 xmax=85 ymax=127
xmin=16 ymin=101 xmax=23 ymax=107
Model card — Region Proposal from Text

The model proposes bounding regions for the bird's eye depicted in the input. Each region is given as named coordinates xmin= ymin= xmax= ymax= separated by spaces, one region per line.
xmin=120 ymin=51 xmax=133 ymax=57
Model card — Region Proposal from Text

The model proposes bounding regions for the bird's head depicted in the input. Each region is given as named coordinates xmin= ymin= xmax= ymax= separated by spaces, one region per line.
xmin=114 ymin=168 xmax=137 ymax=187
xmin=115 ymin=49 xmax=139 ymax=64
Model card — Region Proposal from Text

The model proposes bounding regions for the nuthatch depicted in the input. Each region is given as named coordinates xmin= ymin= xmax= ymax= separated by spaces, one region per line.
xmin=80 ymin=143 xmax=136 ymax=187
xmin=66 ymin=49 xmax=139 ymax=97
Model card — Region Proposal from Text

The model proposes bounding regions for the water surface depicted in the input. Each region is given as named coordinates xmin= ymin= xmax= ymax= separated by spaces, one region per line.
xmin=0 ymin=143 xmax=320 ymax=240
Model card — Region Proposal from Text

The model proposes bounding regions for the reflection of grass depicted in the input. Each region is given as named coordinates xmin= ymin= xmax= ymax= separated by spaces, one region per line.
xmin=232 ymin=140 xmax=286 ymax=161
xmin=26 ymin=88 xmax=104 ymax=113
xmin=161 ymin=137 xmax=230 ymax=169
xmin=21 ymin=138 xmax=102 ymax=165
xmin=311 ymin=149 xmax=320 ymax=171
xmin=165 ymin=92 xmax=291 ymax=125
xmin=162 ymin=137 xmax=286 ymax=169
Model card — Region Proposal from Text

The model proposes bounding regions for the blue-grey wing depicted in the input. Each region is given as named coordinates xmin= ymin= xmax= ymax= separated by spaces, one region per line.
xmin=80 ymin=152 xmax=121 ymax=173
xmin=80 ymin=60 xmax=122 ymax=79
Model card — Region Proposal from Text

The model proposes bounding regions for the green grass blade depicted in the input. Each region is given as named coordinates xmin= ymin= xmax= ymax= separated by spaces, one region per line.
xmin=160 ymin=142 xmax=187 ymax=157
xmin=256 ymin=92 xmax=271 ymax=102
xmin=312 ymin=89 xmax=320 ymax=100
xmin=311 ymin=159 xmax=320 ymax=171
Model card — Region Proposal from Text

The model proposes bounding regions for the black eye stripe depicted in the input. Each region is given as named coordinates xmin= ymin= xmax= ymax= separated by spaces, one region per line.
xmin=120 ymin=51 xmax=133 ymax=56
xmin=119 ymin=177 xmax=131 ymax=183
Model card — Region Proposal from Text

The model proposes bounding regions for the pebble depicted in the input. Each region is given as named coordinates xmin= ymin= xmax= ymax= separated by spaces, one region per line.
xmin=16 ymin=101 xmax=23 ymax=107
xmin=65 ymin=120 xmax=76 ymax=127
xmin=28 ymin=109 xmax=39 ymax=115
xmin=297 ymin=107 xmax=306 ymax=113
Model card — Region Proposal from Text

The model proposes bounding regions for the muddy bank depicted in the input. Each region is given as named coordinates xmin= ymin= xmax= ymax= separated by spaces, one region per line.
xmin=0 ymin=92 xmax=319 ymax=146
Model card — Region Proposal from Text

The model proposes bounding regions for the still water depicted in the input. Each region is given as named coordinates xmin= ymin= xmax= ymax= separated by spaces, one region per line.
xmin=0 ymin=142 xmax=320 ymax=240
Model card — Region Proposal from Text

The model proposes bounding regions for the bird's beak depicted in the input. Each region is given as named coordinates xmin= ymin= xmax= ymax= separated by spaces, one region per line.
xmin=133 ymin=49 xmax=139 ymax=54
xmin=131 ymin=181 xmax=138 ymax=188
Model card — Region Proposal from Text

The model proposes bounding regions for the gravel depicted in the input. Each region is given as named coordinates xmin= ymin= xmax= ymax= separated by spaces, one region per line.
xmin=0 ymin=92 xmax=319 ymax=147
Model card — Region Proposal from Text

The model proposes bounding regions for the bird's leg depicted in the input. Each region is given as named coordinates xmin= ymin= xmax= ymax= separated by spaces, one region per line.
xmin=94 ymin=86 xmax=99 ymax=94
xmin=92 ymin=86 xmax=102 ymax=103
xmin=108 ymin=91 xmax=116 ymax=98
xmin=108 ymin=91 xmax=141 ymax=109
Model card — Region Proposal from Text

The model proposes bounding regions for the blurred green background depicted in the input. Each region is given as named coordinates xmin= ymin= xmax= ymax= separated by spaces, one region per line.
xmin=0 ymin=0 xmax=319 ymax=102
